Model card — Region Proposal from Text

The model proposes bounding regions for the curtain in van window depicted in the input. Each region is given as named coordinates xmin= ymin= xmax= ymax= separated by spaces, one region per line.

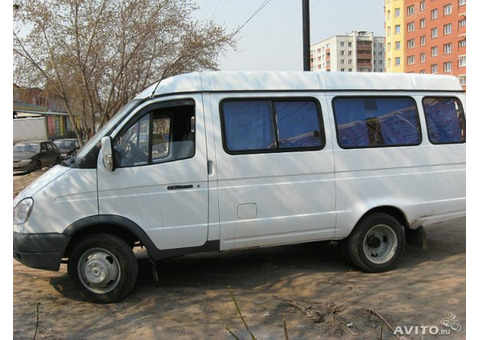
xmin=423 ymin=97 xmax=466 ymax=144
xmin=222 ymin=100 xmax=275 ymax=151
xmin=222 ymin=99 xmax=324 ymax=153
xmin=333 ymin=97 xmax=421 ymax=148
xmin=275 ymin=101 xmax=323 ymax=148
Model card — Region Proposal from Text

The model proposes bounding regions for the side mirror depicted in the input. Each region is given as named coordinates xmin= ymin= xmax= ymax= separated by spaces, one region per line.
xmin=101 ymin=136 xmax=115 ymax=171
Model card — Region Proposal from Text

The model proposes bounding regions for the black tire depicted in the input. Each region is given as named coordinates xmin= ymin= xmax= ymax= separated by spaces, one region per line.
xmin=68 ymin=233 xmax=139 ymax=303
xmin=343 ymin=213 xmax=405 ymax=273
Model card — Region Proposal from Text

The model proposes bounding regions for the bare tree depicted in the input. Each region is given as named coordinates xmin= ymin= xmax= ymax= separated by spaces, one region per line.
xmin=13 ymin=0 xmax=236 ymax=143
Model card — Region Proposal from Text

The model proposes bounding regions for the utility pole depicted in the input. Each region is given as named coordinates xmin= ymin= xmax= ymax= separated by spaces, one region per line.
xmin=302 ymin=0 xmax=311 ymax=71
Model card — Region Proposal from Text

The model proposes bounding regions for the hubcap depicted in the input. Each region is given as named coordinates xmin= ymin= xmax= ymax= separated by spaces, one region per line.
xmin=78 ymin=248 xmax=121 ymax=294
xmin=363 ymin=224 xmax=398 ymax=264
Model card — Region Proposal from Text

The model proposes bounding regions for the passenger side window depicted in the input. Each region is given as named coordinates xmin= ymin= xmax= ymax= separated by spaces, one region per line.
xmin=221 ymin=98 xmax=324 ymax=153
xmin=113 ymin=101 xmax=195 ymax=167
xmin=423 ymin=97 xmax=466 ymax=144
xmin=333 ymin=96 xmax=421 ymax=148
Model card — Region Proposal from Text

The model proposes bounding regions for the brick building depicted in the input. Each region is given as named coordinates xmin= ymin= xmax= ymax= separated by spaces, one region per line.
xmin=385 ymin=0 xmax=466 ymax=89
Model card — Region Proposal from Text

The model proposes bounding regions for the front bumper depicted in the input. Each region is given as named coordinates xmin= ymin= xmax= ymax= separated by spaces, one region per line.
xmin=13 ymin=232 xmax=71 ymax=271
xmin=13 ymin=160 xmax=35 ymax=172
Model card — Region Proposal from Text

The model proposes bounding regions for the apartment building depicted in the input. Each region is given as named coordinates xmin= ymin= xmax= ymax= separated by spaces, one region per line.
xmin=385 ymin=0 xmax=466 ymax=88
xmin=404 ymin=0 xmax=466 ymax=87
xmin=385 ymin=0 xmax=407 ymax=72
xmin=310 ymin=31 xmax=385 ymax=73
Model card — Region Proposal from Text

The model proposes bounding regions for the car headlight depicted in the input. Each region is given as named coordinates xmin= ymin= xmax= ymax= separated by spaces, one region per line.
xmin=13 ymin=198 xmax=34 ymax=225
xmin=20 ymin=159 xmax=33 ymax=163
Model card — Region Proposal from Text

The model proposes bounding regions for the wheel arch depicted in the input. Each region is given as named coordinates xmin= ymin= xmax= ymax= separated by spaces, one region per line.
xmin=357 ymin=205 xmax=409 ymax=231
xmin=62 ymin=215 xmax=157 ymax=259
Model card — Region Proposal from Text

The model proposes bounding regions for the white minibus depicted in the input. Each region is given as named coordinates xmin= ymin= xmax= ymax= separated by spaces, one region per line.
xmin=13 ymin=71 xmax=466 ymax=302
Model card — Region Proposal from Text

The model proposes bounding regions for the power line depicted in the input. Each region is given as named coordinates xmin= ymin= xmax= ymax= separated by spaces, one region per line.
xmin=235 ymin=0 xmax=273 ymax=34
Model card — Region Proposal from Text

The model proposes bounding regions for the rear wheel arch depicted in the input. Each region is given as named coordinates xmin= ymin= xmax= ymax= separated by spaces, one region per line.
xmin=358 ymin=206 xmax=409 ymax=229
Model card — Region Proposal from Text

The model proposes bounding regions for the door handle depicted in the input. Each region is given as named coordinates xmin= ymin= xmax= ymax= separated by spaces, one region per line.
xmin=207 ymin=160 xmax=214 ymax=176
xmin=167 ymin=185 xmax=194 ymax=191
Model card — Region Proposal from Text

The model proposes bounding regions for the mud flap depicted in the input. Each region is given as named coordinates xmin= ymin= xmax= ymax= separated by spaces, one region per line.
xmin=405 ymin=226 xmax=428 ymax=250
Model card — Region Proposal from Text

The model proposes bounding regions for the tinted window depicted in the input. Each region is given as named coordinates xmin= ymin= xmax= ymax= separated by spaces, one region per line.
xmin=333 ymin=96 xmax=421 ymax=148
xmin=221 ymin=99 xmax=324 ymax=153
xmin=222 ymin=100 xmax=275 ymax=151
xmin=423 ymin=97 xmax=466 ymax=144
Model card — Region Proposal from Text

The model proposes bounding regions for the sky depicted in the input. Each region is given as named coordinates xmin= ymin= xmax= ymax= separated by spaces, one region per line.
xmin=193 ymin=0 xmax=386 ymax=71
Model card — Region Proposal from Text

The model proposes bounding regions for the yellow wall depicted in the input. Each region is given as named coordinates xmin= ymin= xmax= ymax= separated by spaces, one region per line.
xmin=385 ymin=0 xmax=405 ymax=72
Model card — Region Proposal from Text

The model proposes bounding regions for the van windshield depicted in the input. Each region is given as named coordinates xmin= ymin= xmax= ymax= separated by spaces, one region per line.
xmin=63 ymin=99 xmax=142 ymax=168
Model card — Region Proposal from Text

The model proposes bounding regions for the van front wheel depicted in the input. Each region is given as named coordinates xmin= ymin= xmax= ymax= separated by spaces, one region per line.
xmin=343 ymin=213 xmax=405 ymax=273
xmin=68 ymin=233 xmax=138 ymax=303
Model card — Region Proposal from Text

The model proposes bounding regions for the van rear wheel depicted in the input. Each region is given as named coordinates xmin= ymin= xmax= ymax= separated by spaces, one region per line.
xmin=68 ymin=233 xmax=138 ymax=303
xmin=343 ymin=213 xmax=405 ymax=272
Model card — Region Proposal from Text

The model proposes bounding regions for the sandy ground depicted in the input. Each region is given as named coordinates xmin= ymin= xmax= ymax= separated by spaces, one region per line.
xmin=13 ymin=170 xmax=466 ymax=339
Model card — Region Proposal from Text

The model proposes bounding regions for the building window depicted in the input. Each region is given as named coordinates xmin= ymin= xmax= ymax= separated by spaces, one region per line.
xmin=459 ymin=19 xmax=466 ymax=28
xmin=444 ymin=62 xmax=452 ymax=72
xmin=395 ymin=25 xmax=401 ymax=34
xmin=395 ymin=41 xmax=401 ymax=50
xmin=444 ymin=23 xmax=452 ymax=35
xmin=421 ymin=53 xmax=426 ymax=63
xmin=395 ymin=57 xmax=401 ymax=66
xmin=459 ymin=56 xmax=466 ymax=67
xmin=431 ymin=46 xmax=438 ymax=57
xmin=407 ymin=22 xmax=415 ymax=32
xmin=444 ymin=43 xmax=452 ymax=54
xmin=459 ymin=0 xmax=466 ymax=6
xmin=431 ymin=27 xmax=438 ymax=38
xmin=408 ymin=56 xmax=415 ymax=65
xmin=420 ymin=36 xmax=426 ymax=46
xmin=420 ymin=1 xmax=426 ymax=11
xmin=444 ymin=4 xmax=453 ymax=16
xmin=407 ymin=39 xmax=415 ymax=49
xmin=395 ymin=8 xmax=401 ymax=17
xmin=431 ymin=9 xmax=438 ymax=19
xmin=420 ymin=18 xmax=426 ymax=28
xmin=431 ymin=64 xmax=438 ymax=74
xmin=459 ymin=40 xmax=466 ymax=48
xmin=407 ymin=5 xmax=415 ymax=15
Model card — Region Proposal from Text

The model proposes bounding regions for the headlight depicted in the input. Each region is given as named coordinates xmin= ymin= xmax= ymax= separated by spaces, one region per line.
xmin=13 ymin=198 xmax=34 ymax=225
xmin=20 ymin=159 xmax=33 ymax=163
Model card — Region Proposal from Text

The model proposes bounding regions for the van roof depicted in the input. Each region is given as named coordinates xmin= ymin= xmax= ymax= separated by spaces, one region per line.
xmin=136 ymin=71 xmax=463 ymax=99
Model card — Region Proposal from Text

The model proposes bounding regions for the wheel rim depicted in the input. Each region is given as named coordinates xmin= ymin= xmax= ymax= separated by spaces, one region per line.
xmin=362 ymin=224 xmax=398 ymax=264
xmin=77 ymin=248 xmax=121 ymax=294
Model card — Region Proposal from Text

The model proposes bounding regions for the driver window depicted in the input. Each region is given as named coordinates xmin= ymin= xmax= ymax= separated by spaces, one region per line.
xmin=114 ymin=114 xmax=150 ymax=167
xmin=113 ymin=102 xmax=195 ymax=168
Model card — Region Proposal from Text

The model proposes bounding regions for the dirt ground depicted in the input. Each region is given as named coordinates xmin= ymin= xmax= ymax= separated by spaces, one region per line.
xmin=13 ymin=170 xmax=466 ymax=339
